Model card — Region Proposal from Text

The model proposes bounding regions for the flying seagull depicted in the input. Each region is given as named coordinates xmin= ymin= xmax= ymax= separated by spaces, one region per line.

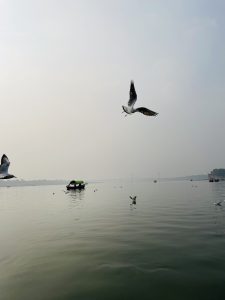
xmin=0 ymin=154 xmax=16 ymax=179
xmin=122 ymin=81 xmax=158 ymax=117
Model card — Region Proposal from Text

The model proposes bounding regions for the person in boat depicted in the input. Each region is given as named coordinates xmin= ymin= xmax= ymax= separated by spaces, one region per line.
xmin=66 ymin=180 xmax=85 ymax=190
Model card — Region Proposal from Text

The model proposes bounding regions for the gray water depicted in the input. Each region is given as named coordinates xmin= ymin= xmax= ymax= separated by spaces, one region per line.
xmin=1 ymin=180 xmax=225 ymax=300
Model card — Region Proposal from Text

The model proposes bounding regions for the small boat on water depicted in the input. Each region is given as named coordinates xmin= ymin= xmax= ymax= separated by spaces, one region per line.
xmin=66 ymin=180 xmax=85 ymax=190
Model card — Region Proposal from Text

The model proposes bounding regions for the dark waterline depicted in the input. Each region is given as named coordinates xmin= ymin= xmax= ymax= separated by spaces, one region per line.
xmin=1 ymin=181 xmax=225 ymax=300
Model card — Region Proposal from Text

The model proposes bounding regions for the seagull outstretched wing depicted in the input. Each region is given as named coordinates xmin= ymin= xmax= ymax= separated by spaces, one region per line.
xmin=128 ymin=81 xmax=137 ymax=107
xmin=0 ymin=154 xmax=10 ymax=174
xmin=135 ymin=107 xmax=158 ymax=116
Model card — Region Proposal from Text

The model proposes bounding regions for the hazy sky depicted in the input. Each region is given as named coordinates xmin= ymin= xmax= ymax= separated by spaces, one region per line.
xmin=1 ymin=0 xmax=225 ymax=180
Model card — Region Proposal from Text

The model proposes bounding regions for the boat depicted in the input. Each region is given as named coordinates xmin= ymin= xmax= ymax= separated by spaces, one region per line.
xmin=66 ymin=180 xmax=85 ymax=190
xmin=208 ymin=169 xmax=225 ymax=182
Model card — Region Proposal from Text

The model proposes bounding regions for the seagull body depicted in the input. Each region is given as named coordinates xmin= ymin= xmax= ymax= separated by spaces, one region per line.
xmin=122 ymin=81 xmax=158 ymax=117
xmin=0 ymin=154 xmax=16 ymax=179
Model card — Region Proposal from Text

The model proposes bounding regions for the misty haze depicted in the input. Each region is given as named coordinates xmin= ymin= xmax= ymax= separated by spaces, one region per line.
xmin=1 ymin=1 xmax=225 ymax=300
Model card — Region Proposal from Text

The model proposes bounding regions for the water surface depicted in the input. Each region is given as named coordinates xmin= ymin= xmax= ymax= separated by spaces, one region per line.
xmin=1 ymin=180 xmax=225 ymax=300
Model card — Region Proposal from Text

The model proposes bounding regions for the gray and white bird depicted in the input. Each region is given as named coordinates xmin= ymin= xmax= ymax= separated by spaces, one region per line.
xmin=0 ymin=154 xmax=16 ymax=179
xmin=122 ymin=81 xmax=158 ymax=117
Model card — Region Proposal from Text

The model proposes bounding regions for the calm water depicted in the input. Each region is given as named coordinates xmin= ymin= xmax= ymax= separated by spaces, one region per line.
xmin=1 ymin=180 xmax=225 ymax=300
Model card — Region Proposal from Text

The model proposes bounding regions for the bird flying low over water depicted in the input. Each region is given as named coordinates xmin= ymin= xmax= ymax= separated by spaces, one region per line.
xmin=0 ymin=154 xmax=16 ymax=179
xmin=122 ymin=81 xmax=158 ymax=117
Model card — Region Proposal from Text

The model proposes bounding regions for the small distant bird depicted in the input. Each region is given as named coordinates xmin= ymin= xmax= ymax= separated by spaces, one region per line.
xmin=130 ymin=196 xmax=137 ymax=204
xmin=122 ymin=81 xmax=158 ymax=117
xmin=0 ymin=154 xmax=16 ymax=179
xmin=214 ymin=201 xmax=222 ymax=206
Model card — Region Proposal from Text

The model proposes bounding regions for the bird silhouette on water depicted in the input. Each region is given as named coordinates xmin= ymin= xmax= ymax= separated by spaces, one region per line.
xmin=130 ymin=195 xmax=137 ymax=205
xmin=0 ymin=154 xmax=16 ymax=179
xmin=122 ymin=81 xmax=158 ymax=117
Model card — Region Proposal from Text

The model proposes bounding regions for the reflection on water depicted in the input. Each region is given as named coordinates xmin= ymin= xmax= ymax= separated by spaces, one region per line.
xmin=66 ymin=189 xmax=85 ymax=209
xmin=66 ymin=189 xmax=85 ymax=201
xmin=1 ymin=181 xmax=225 ymax=300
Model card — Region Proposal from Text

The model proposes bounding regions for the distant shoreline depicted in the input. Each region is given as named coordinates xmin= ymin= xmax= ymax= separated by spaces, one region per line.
xmin=0 ymin=180 xmax=68 ymax=188
xmin=0 ymin=175 xmax=210 ymax=188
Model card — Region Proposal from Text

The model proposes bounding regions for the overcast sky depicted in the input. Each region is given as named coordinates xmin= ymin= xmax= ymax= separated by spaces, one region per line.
xmin=0 ymin=0 xmax=225 ymax=180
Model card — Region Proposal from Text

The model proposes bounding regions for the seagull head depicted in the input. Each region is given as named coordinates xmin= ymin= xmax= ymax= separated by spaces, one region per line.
xmin=122 ymin=106 xmax=129 ymax=114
